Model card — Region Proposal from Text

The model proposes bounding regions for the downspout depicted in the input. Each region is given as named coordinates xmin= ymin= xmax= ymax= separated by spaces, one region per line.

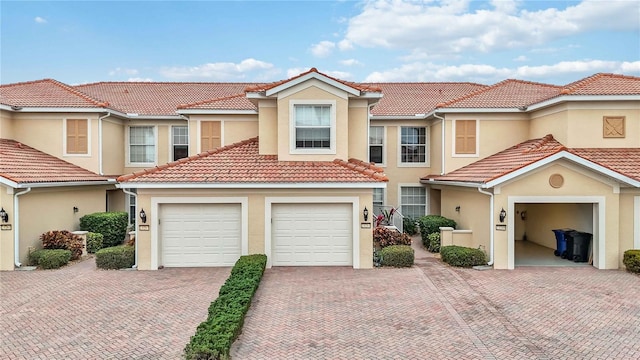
xmin=433 ymin=112 xmax=445 ymax=175
xmin=477 ymin=187 xmax=494 ymax=266
xmin=367 ymin=104 xmax=375 ymax=163
xmin=98 ymin=112 xmax=111 ymax=175
xmin=122 ymin=188 xmax=138 ymax=269
xmin=14 ymin=187 xmax=32 ymax=267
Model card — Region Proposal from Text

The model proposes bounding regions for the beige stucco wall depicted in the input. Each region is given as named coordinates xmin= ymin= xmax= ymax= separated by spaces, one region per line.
xmin=347 ymin=99 xmax=369 ymax=161
xmin=0 ymin=185 xmax=112 ymax=270
xmin=185 ymin=114 xmax=259 ymax=155
xmin=224 ymin=120 xmax=259 ymax=145
xmin=101 ymin=118 xmax=125 ymax=176
xmin=132 ymin=187 xmax=375 ymax=270
xmin=257 ymin=100 xmax=278 ymax=155
xmin=437 ymin=186 xmax=491 ymax=251
xmin=529 ymin=105 xmax=569 ymax=143
xmin=619 ymin=192 xmax=640 ymax=267
xmin=0 ymin=109 xmax=15 ymax=139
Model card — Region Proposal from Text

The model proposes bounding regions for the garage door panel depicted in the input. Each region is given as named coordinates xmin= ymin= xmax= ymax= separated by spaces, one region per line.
xmin=272 ymin=203 xmax=352 ymax=266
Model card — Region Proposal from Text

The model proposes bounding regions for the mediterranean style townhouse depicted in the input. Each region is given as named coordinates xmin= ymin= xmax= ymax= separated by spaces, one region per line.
xmin=1 ymin=69 xmax=638 ymax=271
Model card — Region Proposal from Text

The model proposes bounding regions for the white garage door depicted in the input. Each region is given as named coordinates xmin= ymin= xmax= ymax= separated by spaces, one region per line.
xmin=272 ymin=203 xmax=352 ymax=266
xmin=160 ymin=203 xmax=241 ymax=267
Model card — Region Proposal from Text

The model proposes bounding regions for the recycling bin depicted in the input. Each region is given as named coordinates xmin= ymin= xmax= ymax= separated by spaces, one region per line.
xmin=568 ymin=231 xmax=592 ymax=263
xmin=552 ymin=229 xmax=574 ymax=257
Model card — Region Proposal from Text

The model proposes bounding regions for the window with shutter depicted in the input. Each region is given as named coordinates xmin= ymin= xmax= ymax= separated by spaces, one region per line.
xmin=454 ymin=120 xmax=477 ymax=155
xmin=66 ymin=119 xmax=88 ymax=154
xmin=201 ymin=121 xmax=221 ymax=151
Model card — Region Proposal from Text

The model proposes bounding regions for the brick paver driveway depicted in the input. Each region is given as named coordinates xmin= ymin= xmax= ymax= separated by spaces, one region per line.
xmin=0 ymin=258 xmax=229 ymax=359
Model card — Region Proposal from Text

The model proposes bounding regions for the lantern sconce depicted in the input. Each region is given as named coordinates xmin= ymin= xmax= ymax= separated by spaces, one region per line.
xmin=363 ymin=207 xmax=369 ymax=222
xmin=499 ymin=208 xmax=506 ymax=223
xmin=455 ymin=206 xmax=460 ymax=212
xmin=73 ymin=206 xmax=79 ymax=213
xmin=139 ymin=208 xmax=147 ymax=224
xmin=0 ymin=207 xmax=8 ymax=223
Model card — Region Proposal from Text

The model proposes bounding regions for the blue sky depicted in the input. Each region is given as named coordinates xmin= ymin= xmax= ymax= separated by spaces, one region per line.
xmin=2 ymin=0 xmax=639 ymax=85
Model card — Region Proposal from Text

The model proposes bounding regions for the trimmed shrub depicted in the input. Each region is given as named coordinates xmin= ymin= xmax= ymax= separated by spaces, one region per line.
xmin=380 ymin=245 xmax=414 ymax=267
xmin=86 ymin=232 xmax=104 ymax=254
xmin=373 ymin=227 xmax=412 ymax=248
xmin=623 ymin=250 xmax=640 ymax=273
xmin=29 ymin=249 xmax=72 ymax=269
xmin=427 ymin=232 xmax=441 ymax=253
xmin=79 ymin=212 xmax=128 ymax=248
xmin=184 ymin=254 xmax=267 ymax=360
xmin=419 ymin=215 xmax=456 ymax=248
xmin=403 ymin=216 xmax=418 ymax=236
xmin=440 ymin=245 xmax=487 ymax=268
xmin=95 ymin=245 xmax=135 ymax=269
xmin=40 ymin=230 xmax=83 ymax=260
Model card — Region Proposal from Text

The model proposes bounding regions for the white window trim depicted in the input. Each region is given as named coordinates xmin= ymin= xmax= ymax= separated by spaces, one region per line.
xmin=62 ymin=118 xmax=91 ymax=157
xmin=126 ymin=125 xmax=157 ymax=167
xmin=196 ymin=120 xmax=225 ymax=153
xmin=398 ymin=183 xmax=428 ymax=217
xmin=169 ymin=125 xmax=189 ymax=161
xmin=289 ymin=100 xmax=337 ymax=155
xmin=452 ymin=119 xmax=479 ymax=158
xmin=397 ymin=126 xmax=429 ymax=167
xmin=369 ymin=125 xmax=386 ymax=167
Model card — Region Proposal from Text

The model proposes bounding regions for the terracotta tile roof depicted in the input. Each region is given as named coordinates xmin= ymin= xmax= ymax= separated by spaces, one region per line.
xmin=560 ymin=73 xmax=640 ymax=95
xmin=245 ymin=68 xmax=382 ymax=94
xmin=436 ymin=79 xmax=562 ymax=109
xmin=570 ymin=148 xmax=640 ymax=181
xmin=368 ymin=82 xmax=487 ymax=116
xmin=118 ymin=137 xmax=388 ymax=184
xmin=75 ymin=82 xmax=257 ymax=116
xmin=176 ymin=93 xmax=256 ymax=111
xmin=0 ymin=139 xmax=110 ymax=184
xmin=423 ymin=135 xmax=566 ymax=183
xmin=0 ymin=79 xmax=108 ymax=108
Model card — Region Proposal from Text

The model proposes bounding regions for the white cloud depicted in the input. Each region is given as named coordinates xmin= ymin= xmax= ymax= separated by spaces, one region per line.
xmin=34 ymin=16 xmax=47 ymax=24
xmin=127 ymin=77 xmax=153 ymax=82
xmin=160 ymin=58 xmax=276 ymax=80
xmin=513 ymin=55 xmax=528 ymax=62
xmin=515 ymin=60 xmax=640 ymax=78
xmin=340 ymin=59 xmax=362 ymax=66
xmin=109 ymin=68 xmax=139 ymax=76
xmin=337 ymin=39 xmax=353 ymax=51
xmin=310 ymin=41 xmax=336 ymax=58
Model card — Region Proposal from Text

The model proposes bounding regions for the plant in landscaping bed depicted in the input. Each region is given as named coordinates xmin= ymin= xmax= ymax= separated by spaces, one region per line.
xmin=402 ymin=216 xmax=418 ymax=235
xmin=79 ymin=211 xmax=128 ymax=248
xmin=623 ymin=250 xmax=640 ymax=273
xmin=380 ymin=245 xmax=414 ymax=267
xmin=373 ymin=226 xmax=412 ymax=248
xmin=427 ymin=232 xmax=441 ymax=253
xmin=440 ymin=245 xmax=487 ymax=267
xmin=419 ymin=215 xmax=456 ymax=248
xmin=40 ymin=230 xmax=83 ymax=260
xmin=86 ymin=232 xmax=104 ymax=253
xmin=95 ymin=245 xmax=135 ymax=269
xmin=375 ymin=208 xmax=396 ymax=227
xmin=29 ymin=249 xmax=72 ymax=269
xmin=184 ymin=254 xmax=267 ymax=360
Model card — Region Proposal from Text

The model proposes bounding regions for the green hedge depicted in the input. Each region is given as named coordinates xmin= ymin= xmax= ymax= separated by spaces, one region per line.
xmin=623 ymin=250 xmax=640 ymax=273
xmin=95 ymin=245 xmax=135 ymax=269
xmin=440 ymin=245 xmax=487 ymax=268
xmin=29 ymin=249 xmax=72 ymax=269
xmin=86 ymin=232 xmax=104 ymax=253
xmin=402 ymin=216 xmax=418 ymax=236
xmin=427 ymin=232 xmax=441 ymax=253
xmin=380 ymin=245 xmax=414 ymax=268
xmin=419 ymin=215 xmax=456 ymax=248
xmin=79 ymin=212 xmax=128 ymax=248
xmin=184 ymin=254 xmax=267 ymax=360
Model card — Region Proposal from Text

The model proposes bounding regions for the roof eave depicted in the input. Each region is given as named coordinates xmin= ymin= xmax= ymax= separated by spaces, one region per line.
xmin=1 ymin=179 xmax=116 ymax=189
xmin=527 ymin=95 xmax=640 ymax=112
xmin=117 ymin=182 xmax=387 ymax=189
xmin=421 ymin=178 xmax=487 ymax=188
xmin=265 ymin=72 xmax=361 ymax=97
xmin=176 ymin=109 xmax=258 ymax=115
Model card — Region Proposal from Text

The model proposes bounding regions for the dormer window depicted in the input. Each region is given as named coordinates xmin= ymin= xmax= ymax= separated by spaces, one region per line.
xmin=290 ymin=100 xmax=336 ymax=154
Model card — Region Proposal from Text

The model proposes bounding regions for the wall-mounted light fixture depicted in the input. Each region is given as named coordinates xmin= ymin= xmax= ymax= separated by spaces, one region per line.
xmin=73 ymin=206 xmax=79 ymax=213
xmin=499 ymin=208 xmax=506 ymax=223
xmin=0 ymin=207 xmax=8 ymax=223
xmin=455 ymin=206 xmax=460 ymax=212
xmin=139 ymin=208 xmax=147 ymax=224
xmin=363 ymin=207 xmax=369 ymax=222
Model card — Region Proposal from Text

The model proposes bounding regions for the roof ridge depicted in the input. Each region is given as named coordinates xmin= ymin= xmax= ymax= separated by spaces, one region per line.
xmin=177 ymin=93 xmax=247 ymax=109
xmin=245 ymin=67 xmax=382 ymax=93
xmin=561 ymin=73 xmax=640 ymax=94
xmin=46 ymin=79 xmax=110 ymax=107
xmin=75 ymin=81 xmax=260 ymax=86
xmin=435 ymin=79 xmax=562 ymax=108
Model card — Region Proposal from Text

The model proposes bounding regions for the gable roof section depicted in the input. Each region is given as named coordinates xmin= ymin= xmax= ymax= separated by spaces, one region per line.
xmin=0 ymin=139 xmax=112 ymax=188
xmin=424 ymin=135 xmax=640 ymax=188
xmin=0 ymin=79 xmax=108 ymax=109
xmin=118 ymin=137 xmax=388 ymax=187
xmin=560 ymin=73 xmax=640 ymax=95
xmin=176 ymin=93 xmax=256 ymax=111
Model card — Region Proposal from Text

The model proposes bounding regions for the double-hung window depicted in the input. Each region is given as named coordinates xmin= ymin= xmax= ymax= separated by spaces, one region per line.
xmin=172 ymin=126 xmax=189 ymax=161
xmin=400 ymin=186 xmax=426 ymax=218
xmin=290 ymin=101 xmax=336 ymax=154
xmin=400 ymin=127 xmax=427 ymax=165
xmin=129 ymin=126 xmax=155 ymax=164
xmin=373 ymin=188 xmax=385 ymax=215
xmin=369 ymin=126 xmax=384 ymax=164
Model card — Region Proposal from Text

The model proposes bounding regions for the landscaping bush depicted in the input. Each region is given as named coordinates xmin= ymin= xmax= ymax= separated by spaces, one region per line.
xmin=40 ymin=230 xmax=83 ymax=260
xmin=623 ymin=250 xmax=640 ymax=274
xmin=79 ymin=212 xmax=128 ymax=248
xmin=419 ymin=215 xmax=456 ymax=248
xmin=184 ymin=254 xmax=267 ymax=360
xmin=373 ymin=227 xmax=412 ymax=248
xmin=380 ymin=245 xmax=414 ymax=267
xmin=86 ymin=232 xmax=104 ymax=253
xmin=440 ymin=245 xmax=487 ymax=268
xmin=427 ymin=232 xmax=441 ymax=253
xmin=29 ymin=249 xmax=72 ymax=269
xmin=95 ymin=245 xmax=135 ymax=269
xmin=403 ymin=216 xmax=418 ymax=235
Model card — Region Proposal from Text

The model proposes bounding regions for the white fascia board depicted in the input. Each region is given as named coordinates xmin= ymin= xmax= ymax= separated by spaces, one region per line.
xmin=129 ymin=115 xmax=184 ymax=120
xmin=421 ymin=179 xmax=486 ymax=188
xmin=265 ymin=73 xmax=361 ymax=97
xmin=0 ymin=177 xmax=18 ymax=188
xmin=426 ymin=108 xmax=523 ymax=116
xmin=370 ymin=115 xmax=427 ymax=120
xmin=245 ymin=92 xmax=270 ymax=99
xmin=2 ymin=106 xmax=107 ymax=113
xmin=176 ymin=109 xmax=258 ymax=115
xmin=117 ymin=182 xmax=387 ymax=189
xmin=527 ymin=95 xmax=640 ymax=112
xmin=484 ymin=151 xmax=640 ymax=188
xmin=358 ymin=93 xmax=384 ymax=99
xmin=12 ymin=180 xmax=116 ymax=189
